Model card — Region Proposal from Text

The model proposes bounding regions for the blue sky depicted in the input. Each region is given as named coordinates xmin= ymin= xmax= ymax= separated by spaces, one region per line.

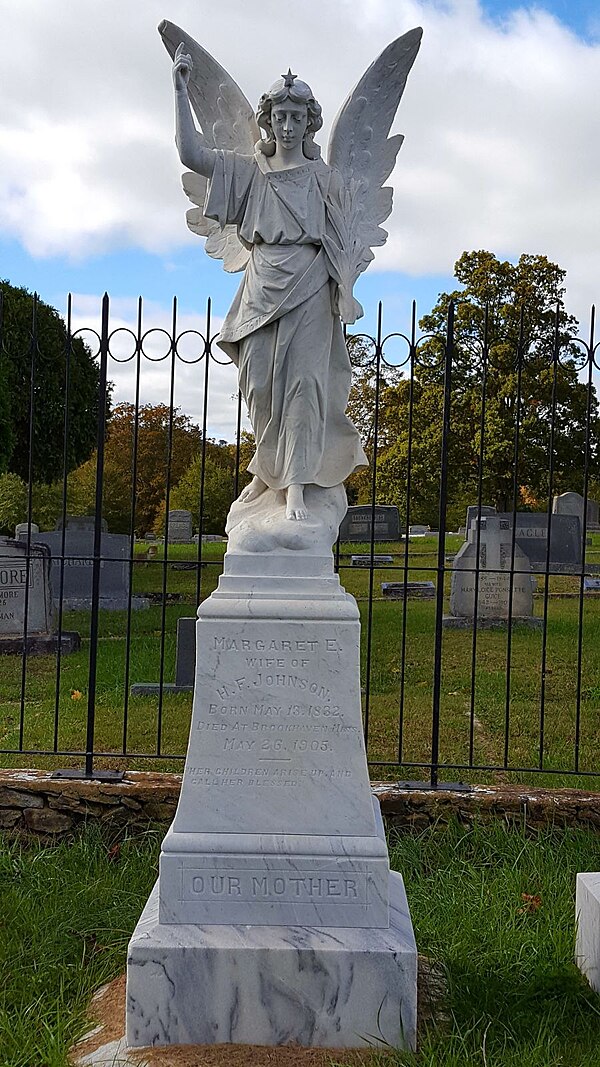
xmin=1 ymin=0 xmax=599 ymax=433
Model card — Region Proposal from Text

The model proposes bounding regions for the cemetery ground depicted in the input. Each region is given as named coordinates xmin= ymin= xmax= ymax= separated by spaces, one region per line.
xmin=4 ymin=820 xmax=600 ymax=1065
xmin=2 ymin=535 xmax=600 ymax=787
xmin=3 ymin=536 xmax=600 ymax=1065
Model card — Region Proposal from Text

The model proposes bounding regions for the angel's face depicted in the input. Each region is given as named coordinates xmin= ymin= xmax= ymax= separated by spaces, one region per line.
xmin=271 ymin=102 xmax=308 ymax=152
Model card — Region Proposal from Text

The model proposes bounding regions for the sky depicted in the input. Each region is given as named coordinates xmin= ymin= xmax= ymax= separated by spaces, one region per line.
xmin=1 ymin=0 xmax=599 ymax=438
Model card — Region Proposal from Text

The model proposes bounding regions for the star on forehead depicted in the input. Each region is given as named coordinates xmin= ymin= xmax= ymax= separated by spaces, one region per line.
xmin=281 ymin=68 xmax=297 ymax=88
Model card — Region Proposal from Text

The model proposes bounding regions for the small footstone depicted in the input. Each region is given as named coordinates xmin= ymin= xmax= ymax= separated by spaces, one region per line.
xmin=576 ymin=873 xmax=600 ymax=993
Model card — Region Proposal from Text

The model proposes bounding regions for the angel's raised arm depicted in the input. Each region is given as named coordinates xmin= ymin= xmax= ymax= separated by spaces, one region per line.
xmin=172 ymin=44 xmax=216 ymax=178
xmin=159 ymin=21 xmax=260 ymax=177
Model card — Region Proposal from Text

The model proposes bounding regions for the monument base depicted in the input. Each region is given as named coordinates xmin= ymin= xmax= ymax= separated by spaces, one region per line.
xmin=443 ymin=614 xmax=542 ymax=630
xmin=130 ymin=683 xmax=193 ymax=695
xmin=126 ymin=871 xmax=417 ymax=1051
xmin=0 ymin=631 xmax=81 ymax=655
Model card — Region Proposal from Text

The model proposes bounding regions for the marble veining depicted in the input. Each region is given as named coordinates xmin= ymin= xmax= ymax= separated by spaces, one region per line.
xmin=127 ymin=872 xmax=417 ymax=1050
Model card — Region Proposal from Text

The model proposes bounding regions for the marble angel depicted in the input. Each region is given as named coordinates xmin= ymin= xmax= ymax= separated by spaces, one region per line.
xmin=159 ymin=20 xmax=422 ymax=526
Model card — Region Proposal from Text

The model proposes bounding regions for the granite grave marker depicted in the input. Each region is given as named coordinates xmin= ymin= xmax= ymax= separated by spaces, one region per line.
xmin=167 ymin=509 xmax=193 ymax=543
xmin=32 ymin=519 xmax=148 ymax=610
xmin=338 ymin=505 xmax=400 ymax=542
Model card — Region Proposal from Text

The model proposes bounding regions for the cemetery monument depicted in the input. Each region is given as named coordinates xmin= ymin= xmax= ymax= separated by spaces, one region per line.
xmin=446 ymin=515 xmax=539 ymax=628
xmin=31 ymin=517 xmax=149 ymax=611
xmin=126 ymin=19 xmax=423 ymax=1052
xmin=0 ymin=539 xmax=80 ymax=654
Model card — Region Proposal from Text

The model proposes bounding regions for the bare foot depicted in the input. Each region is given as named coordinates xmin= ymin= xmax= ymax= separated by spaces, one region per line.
xmin=286 ymin=483 xmax=308 ymax=521
xmin=239 ymin=475 xmax=268 ymax=503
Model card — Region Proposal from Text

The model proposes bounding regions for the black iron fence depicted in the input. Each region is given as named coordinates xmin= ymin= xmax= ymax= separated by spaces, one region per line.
xmin=1 ymin=287 xmax=599 ymax=787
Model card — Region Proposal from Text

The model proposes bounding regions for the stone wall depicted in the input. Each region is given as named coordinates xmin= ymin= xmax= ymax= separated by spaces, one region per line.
xmin=1 ymin=769 xmax=600 ymax=837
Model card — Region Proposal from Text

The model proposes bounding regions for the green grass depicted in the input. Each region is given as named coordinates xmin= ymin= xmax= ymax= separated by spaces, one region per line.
xmin=2 ymin=535 xmax=600 ymax=787
xmin=4 ymin=821 xmax=600 ymax=1066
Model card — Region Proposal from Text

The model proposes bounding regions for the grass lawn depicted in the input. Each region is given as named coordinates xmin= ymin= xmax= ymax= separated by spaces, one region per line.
xmin=2 ymin=535 xmax=600 ymax=788
xmin=3 ymin=820 xmax=600 ymax=1066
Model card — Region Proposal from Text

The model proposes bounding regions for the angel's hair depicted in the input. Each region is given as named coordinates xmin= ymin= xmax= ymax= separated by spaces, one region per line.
xmin=256 ymin=75 xmax=323 ymax=159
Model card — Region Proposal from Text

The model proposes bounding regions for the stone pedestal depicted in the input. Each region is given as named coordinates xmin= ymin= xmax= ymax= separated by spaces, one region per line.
xmin=127 ymin=872 xmax=416 ymax=1049
xmin=127 ymin=493 xmax=417 ymax=1051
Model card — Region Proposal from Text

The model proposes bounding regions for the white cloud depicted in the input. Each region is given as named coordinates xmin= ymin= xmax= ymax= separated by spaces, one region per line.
xmin=1 ymin=0 xmax=599 ymax=324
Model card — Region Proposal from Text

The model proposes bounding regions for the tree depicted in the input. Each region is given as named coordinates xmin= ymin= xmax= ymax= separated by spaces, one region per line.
xmin=0 ymin=280 xmax=102 ymax=482
xmin=70 ymin=403 xmax=204 ymax=534
xmin=374 ymin=252 xmax=599 ymax=526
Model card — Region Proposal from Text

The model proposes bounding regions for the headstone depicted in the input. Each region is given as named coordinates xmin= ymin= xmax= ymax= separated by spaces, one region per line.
xmin=495 ymin=512 xmax=582 ymax=572
xmin=127 ymin=25 xmax=420 ymax=1054
xmin=408 ymin=524 xmax=430 ymax=536
xmin=57 ymin=514 xmax=108 ymax=532
xmin=576 ymin=873 xmax=600 ymax=994
xmin=0 ymin=539 xmax=79 ymax=654
xmin=131 ymin=617 xmax=196 ymax=695
xmin=338 ymin=505 xmax=400 ymax=542
xmin=584 ymin=578 xmax=600 ymax=592
xmin=553 ymin=492 xmax=600 ymax=532
xmin=465 ymin=505 xmax=496 ymax=534
xmin=31 ymin=524 xmax=149 ymax=610
xmin=445 ymin=516 xmax=539 ymax=628
xmin=167 ymin=510 xmax=193 ymax=543
xmin=15 ymin=522 xmax=39 ymax=540
xmin=351 ymin=554 xmax=394 ymax=567
xmin=382 ymin=581 xmax=435 ymax=599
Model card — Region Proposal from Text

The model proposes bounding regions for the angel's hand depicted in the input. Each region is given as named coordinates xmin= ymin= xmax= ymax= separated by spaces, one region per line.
xmin=335 ymin=287 xmax=364 ymax=325
xmin=173 ymin=42 xmax=193 ymax=93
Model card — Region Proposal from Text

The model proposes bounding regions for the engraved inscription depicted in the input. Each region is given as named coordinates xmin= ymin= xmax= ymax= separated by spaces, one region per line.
xmin=189 ymin=627 xmax=362 ymax=790
xmin=183 ymin=868 xmax=367 ymax=903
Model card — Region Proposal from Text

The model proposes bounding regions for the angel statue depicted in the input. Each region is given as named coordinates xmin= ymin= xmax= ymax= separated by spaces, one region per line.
xmin=159 ymin=20 xmax=422 ymax=538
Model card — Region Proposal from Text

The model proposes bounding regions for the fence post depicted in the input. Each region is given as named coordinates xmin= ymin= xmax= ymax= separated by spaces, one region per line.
xmin=363 ymin=302 xmax=384 ymax=748
xmin=84 ymin=293 xmax=110 ymax=777
xmin=429 ymin=300 xmax=454 ymax=789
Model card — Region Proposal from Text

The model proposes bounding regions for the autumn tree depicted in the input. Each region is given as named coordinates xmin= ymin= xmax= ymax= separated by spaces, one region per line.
xmin=70 ymin=403 xmax=204 ymax=534
xmin=373 ymin=252 xmax=599 ymax=526
xmin=0 ymin=280 xmax=102 ymax=482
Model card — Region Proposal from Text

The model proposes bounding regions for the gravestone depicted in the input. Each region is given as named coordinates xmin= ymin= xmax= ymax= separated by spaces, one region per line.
xmin=57 ymin=514 xmax=108 ymax=532
xmin=465 ymin=504 xmax=496 ymax=534
xmin=495 ymin=512 xmax=582 ymax=572
xmin=167 ymin=510 xmax=193 ymax=543
xmin=584 ymin=578 xmax=600 ymax=592
xmin=382 ymin=581 xmax=435 ymax=599
xmin=351 ymin=554 xmax=394 ymax=567
xmin=15 ymin=522 xmax=39 ymax=539
xmin=126 ymin=22 xmax=422 ymax=1055
xmin=408 ymin=524 xmax=430 ymax=536
xmin=576 ymin=874 xmax=600 ymax=994
xmin=0 ymin=539 xmax=79 ymax=654
xmin=131 ymin=617 xmax=196 ymax=694
xmin=338 ymin=505 xmax=400 ymax=542
xmin=553 ymin=492 xmax=600 ymax=532
xmin=32 ymin=521 xmax=148 ymax=610
xmin=446 ymin=516 xmax=539 ymax=628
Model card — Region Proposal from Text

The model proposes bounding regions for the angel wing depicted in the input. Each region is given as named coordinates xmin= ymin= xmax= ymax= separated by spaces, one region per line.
xmin=159 ymin=20 xmax=260 ymax=273
xmin=323 ymin=29 xmax=422 ymax=320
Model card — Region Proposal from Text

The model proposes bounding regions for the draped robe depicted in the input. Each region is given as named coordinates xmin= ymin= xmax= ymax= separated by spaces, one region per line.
xmin=204 ymin=150 xmax=368 ymax=490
